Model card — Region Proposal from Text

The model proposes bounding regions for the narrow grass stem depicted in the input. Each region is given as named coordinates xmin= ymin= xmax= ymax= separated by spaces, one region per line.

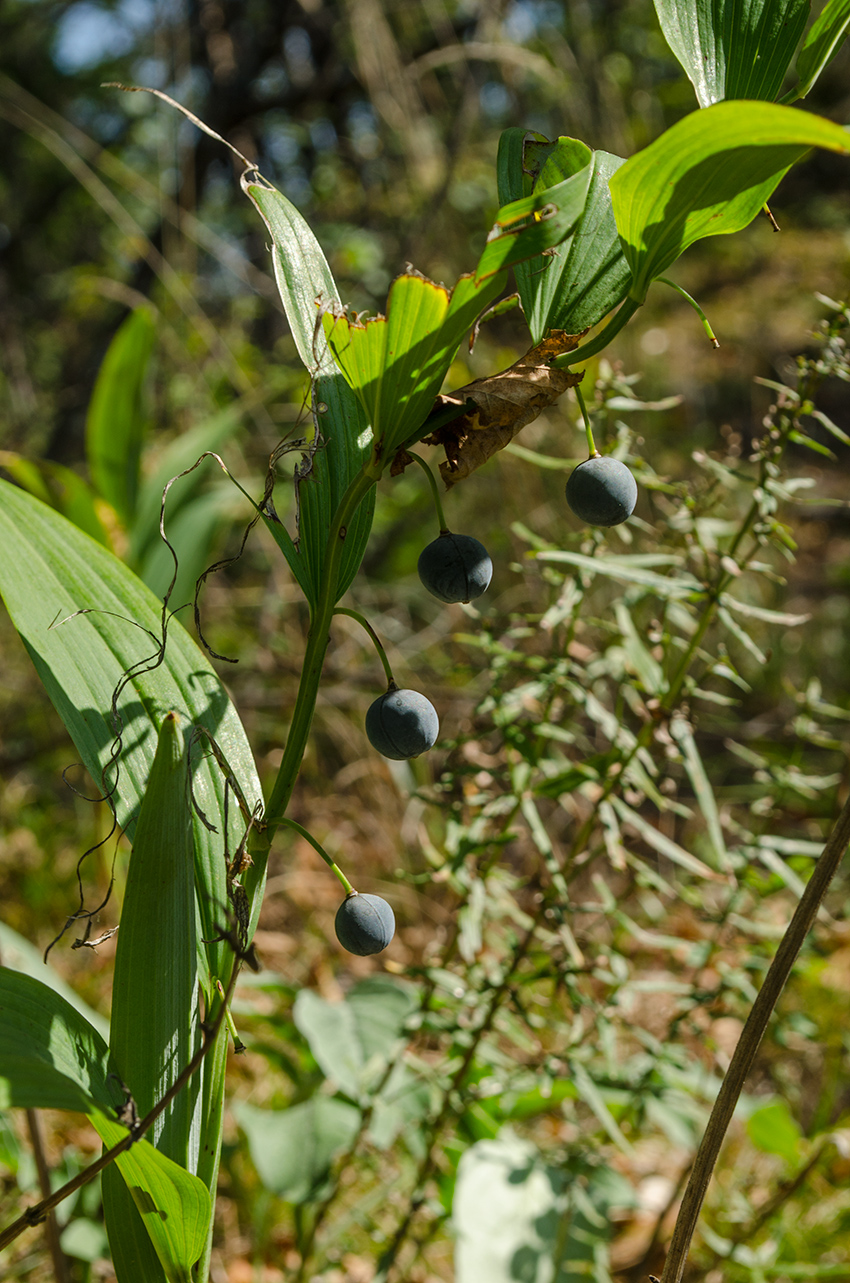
xmin=275 ymin=817 xmax=354 ymax=895
xmin=658 ymin=277 xmax=719 ymax=348
xmin=407 ymin=450 xmax=449 ymax=532
xmin=659 ymin=788 xmax=850 ymax=1283
xmin=333 ymin=607 xmax=395 ymax=688
xmin=574 ymin=383 xmax=598 ymax=457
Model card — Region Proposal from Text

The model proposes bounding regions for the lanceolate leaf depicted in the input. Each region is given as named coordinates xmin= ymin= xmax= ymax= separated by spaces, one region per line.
xmin=0 ymin=480 xmax=264 ymax=991
xmin=609 ymin=100 xmax=850 ymax=301
xmin=109 ymin=712 xmax=198 ymax=1169
xmin=496 ymin=130 xmax=630 ymax=338
xmin=0 ymin=969 xmax=210 ymax=1282
xmin=473 ymin=162 xmax=592 ymax=285
xmin=243 ymin=178 xmax=375 ymax=605
xmin=654 ymin=0 xmax=809 ymax=106
xmin=793 ymin=0 xmax=850 ymax=101
xmin=86 ymin=306 xmax=156 ymax=526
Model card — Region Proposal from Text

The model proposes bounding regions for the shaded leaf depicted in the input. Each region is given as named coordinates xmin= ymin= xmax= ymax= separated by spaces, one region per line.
xmin=108 ymin=713 xmax=198 ymax=1168
xmin=86 ymin=307 xmax=156 ymax=525
xmin=793 ymin=0 xmax=850 ymax=100
xmin=424 ymin=332 xmax=583 ymax=487
xmin=294 ymin=977 xmax=416 ymax=1100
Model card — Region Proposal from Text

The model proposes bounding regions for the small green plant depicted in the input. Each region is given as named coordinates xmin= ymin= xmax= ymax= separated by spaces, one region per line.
xmin=2 ymin=4 xmax=850 ymax=1280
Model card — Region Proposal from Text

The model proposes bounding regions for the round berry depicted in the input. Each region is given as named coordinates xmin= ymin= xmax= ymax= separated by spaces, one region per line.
xmin=365 ymin=688 xmax=439 ymax=760
xmin=418 ymin=532 xmax=493 ymax=603
xmin=335 ymin=892 xmax=395 ymax=955
xmin=565 ymin=456 xmax=638 ymax=527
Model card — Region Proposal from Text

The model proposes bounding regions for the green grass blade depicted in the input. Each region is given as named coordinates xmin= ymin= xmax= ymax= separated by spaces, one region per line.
xmin=0 ymin=479 xmax=264 ymax=992
xmin=108 ymin=712 xmax=197 ymax=1168
xmin=85 ymin=307 xmax=156 ymax=526
xmin=609 ymin=100 xmax=850 ymax=301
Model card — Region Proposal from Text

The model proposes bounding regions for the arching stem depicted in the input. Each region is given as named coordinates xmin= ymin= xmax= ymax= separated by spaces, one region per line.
xmin=407 ymin=451 xmax=449 ymax=534
xmin=334 ymin=607 xmax=395 ymax=688
xmin=574 ymin=384 xmax=599 ymax=458
xmin=658 ymin=277 xmax=720 ymax=348
xmin=276 ymin=817 xmax=355 ymax=896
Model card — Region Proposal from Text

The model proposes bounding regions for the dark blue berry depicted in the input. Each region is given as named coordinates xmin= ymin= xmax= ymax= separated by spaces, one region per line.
xmin=365 ymin=688 xmax=439 ymax=760
xmin=335 ymin=893 xmax=395 ymax=955
xmin=418 ymin=532 xmax=493 ymax=603
xmin=566 ymin=456 xmax=638 ymax=526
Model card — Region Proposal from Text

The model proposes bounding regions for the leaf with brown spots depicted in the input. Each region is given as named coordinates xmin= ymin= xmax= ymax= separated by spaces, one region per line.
xmin=423 ymin=331 xmax=584 ymax=487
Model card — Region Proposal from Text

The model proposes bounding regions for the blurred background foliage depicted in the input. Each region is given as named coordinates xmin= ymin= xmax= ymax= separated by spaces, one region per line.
xmin=2 ymin=1 xmax=850 ymax=1281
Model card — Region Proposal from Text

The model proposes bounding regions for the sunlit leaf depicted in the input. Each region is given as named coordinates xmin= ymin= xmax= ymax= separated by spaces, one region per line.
xmin=610 ymin=101 xmax=850 ymax=301
xmin=654 ymin=0 xmax=809 ymax=106
xmin=322 ymin=270 xmax=506 ymax=455
xmin=235 ymin=1097 xmax=361 ymax=1203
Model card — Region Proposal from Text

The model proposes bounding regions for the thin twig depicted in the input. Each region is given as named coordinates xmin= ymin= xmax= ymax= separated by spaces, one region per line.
xmin=24 ymin=1110 xmax=71 ymax=1283
xmin=659 ymin=789 xmax=850 ymax=1283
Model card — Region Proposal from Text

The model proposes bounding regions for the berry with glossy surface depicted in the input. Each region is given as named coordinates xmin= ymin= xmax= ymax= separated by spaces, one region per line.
xmin=565 ymin=456 xmax=638 ymax=527
xmin=335 ymin=892 xmax=395 ymax=955
xmin=418 ymin=532 xmax=493 ymax=603
xmin=366 ymin=687 xmax=439 ymax=760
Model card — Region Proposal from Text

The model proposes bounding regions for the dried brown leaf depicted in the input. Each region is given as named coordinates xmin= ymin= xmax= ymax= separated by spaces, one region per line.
xmin=423 ymin=331 xmax=584 ymax=486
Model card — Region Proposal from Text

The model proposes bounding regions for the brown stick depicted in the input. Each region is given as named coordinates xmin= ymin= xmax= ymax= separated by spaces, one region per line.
xmin=25 ymin=1110 xmax=71 ymax=1283
xmin=659 ymin=788 xmax=850 ymax=1283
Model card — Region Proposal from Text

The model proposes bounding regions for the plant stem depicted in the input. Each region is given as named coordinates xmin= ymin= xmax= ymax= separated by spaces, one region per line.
xmin=551 ymin=296 xmax=642 ymax=369
xmin=659 ymin=788 xmax=850 ymax=1283
xmin=407 ymin=451 xmax=449 ymax=532
xmin=658 ymin=277 xmax=720 ymax=348
xmin=25 ymin=1110 xmax=71 ymax=1283
xmin=276 ymin=816 xmax=354 ymax=895
xmin=574 ymin=383 xmax=598 ymax=457
xmin=259 ymin=459 xmax=382 ymax=847
xmin=333 ymin=607 xmax=395 ymax=688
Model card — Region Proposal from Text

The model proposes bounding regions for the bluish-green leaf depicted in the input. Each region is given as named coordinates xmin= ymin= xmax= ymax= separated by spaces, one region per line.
xmin=86 ymin=307 xmax=156 ymax=526
xmin=0 ymin=921 xmax=109 ymax=1041
xmin=654 ymin=0 xmax=809 ymax=106
xmin=294 ymin=977 xmax=417 ymax=1100
xmin=610 ymin=100 xmax=850 ymax=301
xmin=794 ymin=0 xmax=850 ymax=99
xmin=0 ymin=480 xmax=264 ymax=991
xmin=235 ymin=1097 xmax=361 ymax=1203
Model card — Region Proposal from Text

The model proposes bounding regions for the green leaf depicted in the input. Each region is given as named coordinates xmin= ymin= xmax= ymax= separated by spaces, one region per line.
xmin=0 ymin=479 xmax=264 ymax=991
xmin=609 ymin=100 xmax=850 ymax=301
xmin=476 ymin=154 xmax=592 ymax=289
xmin=86 ymin=307 xmax=156 ymax=526
xmin=322 ymin=270 xmax=506 ymax=456
xmin=793 ymin=0 xmax=850 ymax=99
xmin=235 ymin=1097 xmax=361 ymax=1203
xmin=0 ymin=968 xmax=116 ymax=1114
xmin=109 ymin=713 xmax=198 ymax=1169
xmin=0 ymin=969 xmax=210 ymax=1282
xmin=0 ymin=452 xmax=110 ymax=547
xmin=746 ymin=1099 xmax=802 ymax=1163
xmin=669 ymin=715 xmax=731 ymax=872
xmin=537 ymin=547 xmax=704 ymax=598
xmin=294 ymin=977 xmax=416 ymax=1100
xmin=497 ymin=132 xmax=630 ymax=338
xmin=0 ymin=921 xmax=109 ymax=1041
xmin=244 ymin=179 xmax=376 ymax=605
xmin=654 ymin=0 xmax=810 ymax=106
xmin=98 ymin=1116 xmax=211 ymax=1283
